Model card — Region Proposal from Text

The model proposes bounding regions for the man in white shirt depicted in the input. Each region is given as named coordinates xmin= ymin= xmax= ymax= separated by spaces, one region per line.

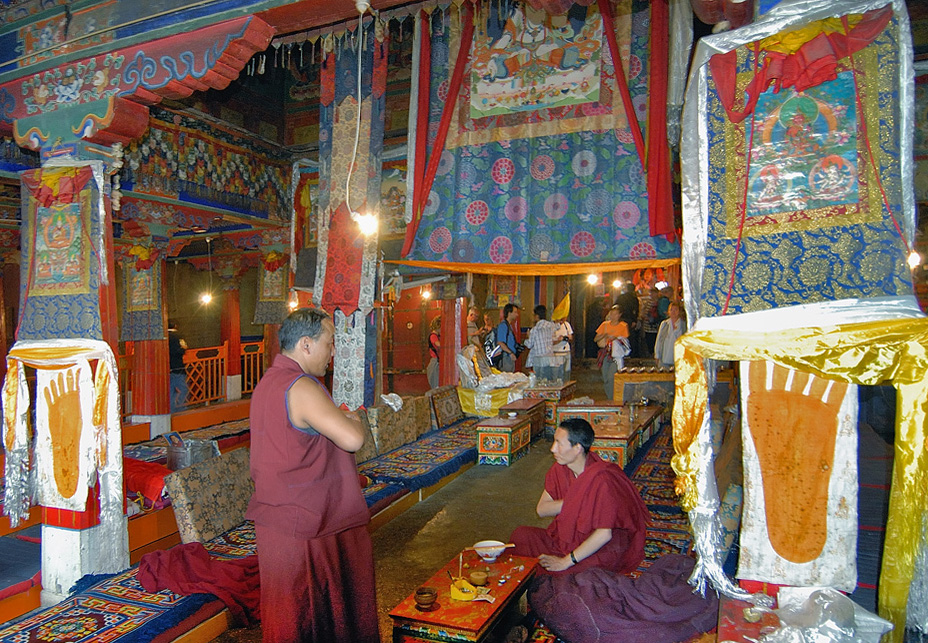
xmin=552 ymin=314 xmax=573 ymax=381
xmin=526 ymin=305 xmax=559 ymax=383
xmin=653 ymin=302 xmax=686 ymax=368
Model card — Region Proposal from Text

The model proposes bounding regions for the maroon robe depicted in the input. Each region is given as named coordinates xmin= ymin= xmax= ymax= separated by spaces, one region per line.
xmin=511 ymin=452 xmax=649 ymax=574
xmin=247 ymin=354 xmax=378 ymax=643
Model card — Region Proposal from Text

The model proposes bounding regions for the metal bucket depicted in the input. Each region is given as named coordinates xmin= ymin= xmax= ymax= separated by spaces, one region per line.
xmin=166 ymin=439 xmax=215 ymax=471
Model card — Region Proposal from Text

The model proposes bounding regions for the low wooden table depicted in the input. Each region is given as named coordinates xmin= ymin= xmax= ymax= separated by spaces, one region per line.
xmin=498 ymin=398 xmax=546 ymax=439
xmin=476 ymin=416 xmax=532 ymax=466
xmin=390 ymin=552 xmax=537 ymax=643
xmin=613 ymin=367 xmax=675 ymax=403
xmin=523 ymin=380 xmax=576 ymax=436
xmin=557 ymin=404 xmax=663 ymax=467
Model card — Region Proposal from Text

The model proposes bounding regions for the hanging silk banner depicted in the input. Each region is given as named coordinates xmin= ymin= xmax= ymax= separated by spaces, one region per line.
xmin=120 ymin=261 xmax=164 ymax=341
xmin=20 ymin=166 xmax=102 ymax=340
xmin=405 ymin=3 xmax=681 ymax=267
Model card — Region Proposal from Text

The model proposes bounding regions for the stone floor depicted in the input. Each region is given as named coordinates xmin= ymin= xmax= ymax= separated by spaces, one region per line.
xmin=211 ymin=363 xmax=609 ymax=643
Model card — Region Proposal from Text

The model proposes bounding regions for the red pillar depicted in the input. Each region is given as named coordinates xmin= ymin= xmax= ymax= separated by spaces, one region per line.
xmin=264 ymin=324 xmax=280 ymax=367
xmin=438 ymin=298 xmax=461 ymax=386
xmin=221 ymin=288 xmax=241 ymax=377
xmin=130 ymin=339 xmax=170 ymax=416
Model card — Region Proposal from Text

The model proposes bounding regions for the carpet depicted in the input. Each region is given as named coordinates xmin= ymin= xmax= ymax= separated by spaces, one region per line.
xmin=0 ymin=522 xmax=258 ymax=643
xmin=0 ymin=567 xmax=224 ymax=643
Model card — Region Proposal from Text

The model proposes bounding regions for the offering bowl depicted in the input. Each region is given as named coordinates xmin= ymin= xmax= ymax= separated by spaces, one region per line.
xmin=473 ymin=540 xmax=506 ymax=563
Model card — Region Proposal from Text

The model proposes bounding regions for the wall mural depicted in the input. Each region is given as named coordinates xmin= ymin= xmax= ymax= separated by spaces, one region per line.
xmin=122 ymin=108 xmax=291 ymax=220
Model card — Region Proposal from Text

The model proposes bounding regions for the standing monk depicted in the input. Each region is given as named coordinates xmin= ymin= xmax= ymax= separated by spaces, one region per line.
xmin=247 ymin=308 xmax=378 ymax=643
xmin=510 ymin=418 xmax=649 ymax=575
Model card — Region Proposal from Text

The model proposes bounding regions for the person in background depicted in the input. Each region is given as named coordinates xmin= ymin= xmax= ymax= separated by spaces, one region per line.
xmin=615 ymin=282 xmax=640 ymax=358
xmin=247 ymin=308 xmax=378 ymax=643
xmin=594 ymin=305 xmax=629 ymax=400
xmin=466 ymin=306 xmax=481 ymax=345
xmin=510 ymin=418 xmax=649 ymax=575
xmin=482 ymin=310 xmax=498 ymax=338
xmin=496 ymin=303 xmax=522 ymax=373
xmin=167 ymin=321 xmax=188 ymax=412
xmin=525 ymin=305 xmax=558 ymax=383
xmin=427 ymin=316 xmax=441 ymax=389
xmin=653 ymin=301 xmax=686 ymax=368
xmin=552 ymin=310 xmax=574 ymax=380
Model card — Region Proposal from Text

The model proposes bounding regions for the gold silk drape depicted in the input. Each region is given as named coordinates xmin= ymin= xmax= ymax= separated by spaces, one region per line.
xmin=671 ymin=318 xmax=928 ymax=642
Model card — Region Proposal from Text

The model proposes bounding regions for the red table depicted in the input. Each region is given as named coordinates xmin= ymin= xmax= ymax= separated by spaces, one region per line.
xmin=390 ymin=552 xmax=538 ymax=642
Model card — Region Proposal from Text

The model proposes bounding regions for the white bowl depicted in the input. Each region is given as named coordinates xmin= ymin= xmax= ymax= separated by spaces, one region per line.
xmin=473 ymin=540 xmax=506 ymax=562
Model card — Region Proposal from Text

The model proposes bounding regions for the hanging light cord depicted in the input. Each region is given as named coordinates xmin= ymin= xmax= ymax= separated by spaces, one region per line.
xmin=345 ymin=9 xmax=366 ymax=216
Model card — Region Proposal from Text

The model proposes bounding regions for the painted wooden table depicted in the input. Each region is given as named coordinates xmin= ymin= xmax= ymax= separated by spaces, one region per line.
xmin=498 ymin=397 xmax=546 ymax=440
xmin=557 ymin=404 xmax=663 ymax=467
xmin=476 ymin=416 xmax=532 ymax=466
xmin=613 ymin=366 xmax=675 ymax=403
xmin=523 ymin=380 xmax=576 ymax=436
xmin=390 ymin=552 xmax=538 ymax=643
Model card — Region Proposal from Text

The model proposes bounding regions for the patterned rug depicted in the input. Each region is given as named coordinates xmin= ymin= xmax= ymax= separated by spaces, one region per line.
xmin=527 ymin=424 xmax=702 ymax=642
xmin=0 ymin=523 xmax=258 ymax=643
xmin=0 ymin=568 xmax=223 ymax=643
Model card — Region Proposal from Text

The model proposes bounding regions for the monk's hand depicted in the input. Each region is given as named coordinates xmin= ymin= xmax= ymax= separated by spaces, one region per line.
xmin=538 ymin=554 xmax=572 ymax=572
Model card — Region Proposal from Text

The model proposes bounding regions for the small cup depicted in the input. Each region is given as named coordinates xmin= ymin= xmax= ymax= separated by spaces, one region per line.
xmin=507 ymin=412 xmax=517 ymax=418
xmin=469 ymin=570 xmax=488 ymax=586
xmin=414 ymin=587 xmax=438 ymax=610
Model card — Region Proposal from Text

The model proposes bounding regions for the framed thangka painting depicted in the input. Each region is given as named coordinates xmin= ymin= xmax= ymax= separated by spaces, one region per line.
xmin=33 ymin=197 xmax=91 ymax=297
xmin=683 ymin=5 xmax=916 ymax=320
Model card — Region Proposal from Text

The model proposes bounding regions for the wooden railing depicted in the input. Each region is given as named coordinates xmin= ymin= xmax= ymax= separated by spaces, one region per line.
xmin=117 ymin=340 xmax=265 ymax=411
xmin=241 ymin=341 xmax=265 ymax=395
xmin=184 ymin=342 xmax=227 ymax=406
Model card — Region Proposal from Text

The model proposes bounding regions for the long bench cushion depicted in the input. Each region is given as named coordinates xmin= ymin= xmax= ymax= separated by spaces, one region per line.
xmin=357 ymin=432 xmax=476 ymax=492
xmin=427 ymin=385 xmax=466 ymax=431
xmin=165 ymin=448 xmax=253 ymax=544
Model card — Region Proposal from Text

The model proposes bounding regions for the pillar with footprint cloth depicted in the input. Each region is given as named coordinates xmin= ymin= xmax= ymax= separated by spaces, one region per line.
xmin=675 ymin=2 xmax=922 ymax=640
xmin=3 ymin=163 xmax=128 ymax=606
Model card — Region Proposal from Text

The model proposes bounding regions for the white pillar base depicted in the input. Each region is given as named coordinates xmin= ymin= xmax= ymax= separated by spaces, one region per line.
xmin=130 ymin=414 xmax=171 ymax=439
xmin=226 ymin=374 xmax=242 ymax=401
xmin=41 ymin=522 xmax=118 ymax=606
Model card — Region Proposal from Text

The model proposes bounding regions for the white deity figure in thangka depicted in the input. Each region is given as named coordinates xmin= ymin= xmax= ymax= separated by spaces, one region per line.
xmin=809 ymin=154 xmax=857 ymax=201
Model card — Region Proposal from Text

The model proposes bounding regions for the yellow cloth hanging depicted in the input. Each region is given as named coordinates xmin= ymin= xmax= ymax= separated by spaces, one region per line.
xmin=671 ymin=317 xmax=928 ymax=643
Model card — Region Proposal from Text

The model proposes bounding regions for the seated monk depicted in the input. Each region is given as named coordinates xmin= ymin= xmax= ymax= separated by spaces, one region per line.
xmin=510 ymin=418 xmax=649 ymax=575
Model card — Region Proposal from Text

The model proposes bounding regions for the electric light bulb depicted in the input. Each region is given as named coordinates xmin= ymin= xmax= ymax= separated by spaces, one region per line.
xmin=288 ymin=299 xmax=298 ymax=310
xmin=357 ymin=213 xmax=378 ymax=236
xmin=422 ymin=290 xmax=432 ymax=300
xmin=200 ymin=293 xmax=212 ymax=304
xmin=908 ymin=250 xmax=921 ymax=270
xmin=587 ymin=274 xmax=598 ymax=285
xmin=612 ymin=279 xmax=621 ymax=289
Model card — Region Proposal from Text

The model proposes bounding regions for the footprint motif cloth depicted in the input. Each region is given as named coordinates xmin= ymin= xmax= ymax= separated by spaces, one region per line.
xmin=738 ymin=360 xmax=858 ymax=591
xmin=35 ymin=364 xmax=96 ymax=510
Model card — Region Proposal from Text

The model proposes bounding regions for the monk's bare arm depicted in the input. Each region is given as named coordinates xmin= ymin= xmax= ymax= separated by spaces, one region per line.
xmin=287 ymin=377 xmax=366 ymax=452
xmin=536 ymin=490 xmax=563 ymax=517
xmin=537 ymin=528 xmax=613 ymax=573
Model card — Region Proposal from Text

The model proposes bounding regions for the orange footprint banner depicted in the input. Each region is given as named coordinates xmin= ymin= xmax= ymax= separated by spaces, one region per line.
xmin=738 ymin=360 xmax=858 ymax=591
xmin=35 ymin=364 xmax=96 ymax=510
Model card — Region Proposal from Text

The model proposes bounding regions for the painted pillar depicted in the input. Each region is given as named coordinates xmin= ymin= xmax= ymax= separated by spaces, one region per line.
xmin=16 ymin=152 xmax=132 ymax=606
xmin=221 ymin=286 xmax=242 ymax=401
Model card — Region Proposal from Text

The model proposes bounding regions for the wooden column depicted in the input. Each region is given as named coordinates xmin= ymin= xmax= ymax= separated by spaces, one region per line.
xmin=130 ymin=339 xmax=170 ymax=416
xmin=438 ymin=298 xmax=462 ymax=387
xmin=221 ymin=287 xmax=242 ymax=400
